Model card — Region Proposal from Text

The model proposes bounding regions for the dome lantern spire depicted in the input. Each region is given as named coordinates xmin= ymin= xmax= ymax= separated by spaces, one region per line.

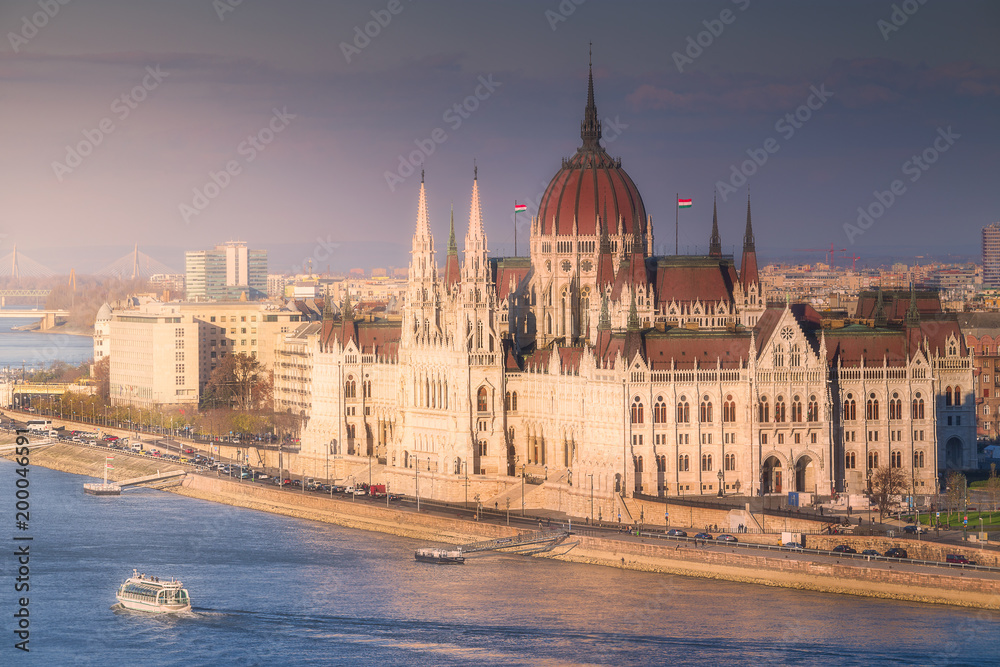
xmin=580 ymin=44 xmax=602 ymax=150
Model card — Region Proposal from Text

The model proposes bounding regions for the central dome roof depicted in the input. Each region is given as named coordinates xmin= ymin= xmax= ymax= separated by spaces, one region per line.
xmin=536 ymin=65 xmax=647 ymax=238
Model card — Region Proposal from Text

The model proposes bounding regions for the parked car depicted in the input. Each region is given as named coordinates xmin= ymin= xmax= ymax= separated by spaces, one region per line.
xmin=861 ymin=549 xmax=881 ymax=556
xmin=884 ymin=548 xmax=908 ymax=559
xmin=784 ymin=542 xmax=804 ymax=549
xmin=902 ymin=525 xmax=926 ymax=534
xmin=694 ymin=533 xmax=714 ymax=540
xmin=832 ymin=545 xmax=857 ymax=554
xmin=717 ymin=534 xmax=738 ymax=542
xmin=946 ymin=554 xmax=975 ymax=565
xmin=666 ymin=529 xmax=687 ymax=537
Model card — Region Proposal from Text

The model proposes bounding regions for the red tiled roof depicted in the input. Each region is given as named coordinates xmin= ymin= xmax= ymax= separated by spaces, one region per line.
xmin=653 ymin=260 xmax=737 ymax=308
xmin=644 ymin=335 xmax=750 ymax=370
xmin=854 ymin=291 xmax=941 ymax=319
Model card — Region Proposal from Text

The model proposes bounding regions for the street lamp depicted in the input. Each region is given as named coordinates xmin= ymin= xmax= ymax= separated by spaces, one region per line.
xmin=718 ymin=469 xmax=724 ymax=497
xmin=521 ymin=464 xmax=526 ymax=516
xmin=464 ymin=460 xmax=469 ymax=510
xmin=588 ymin=473 xmax=594 ymax=524
xmin=415 ymin=458 xmax=419 ymax=512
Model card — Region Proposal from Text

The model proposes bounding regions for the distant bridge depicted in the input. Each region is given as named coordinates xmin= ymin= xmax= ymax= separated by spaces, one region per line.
xmin=11 ymin=383 xmax=77 ymax=396
xmin=0 ymin=290 xmax=51 ymax=298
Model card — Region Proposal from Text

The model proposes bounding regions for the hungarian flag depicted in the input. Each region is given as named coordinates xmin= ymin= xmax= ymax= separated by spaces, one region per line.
xmin=514 ymin=203 xmax=527 ymax=213
xmin=678 ymin=198 xmax=693 ymax=208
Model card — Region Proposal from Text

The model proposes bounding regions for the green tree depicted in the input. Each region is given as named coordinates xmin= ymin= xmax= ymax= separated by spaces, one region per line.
xmin=945 ymin=471 xmax=967 ymax=525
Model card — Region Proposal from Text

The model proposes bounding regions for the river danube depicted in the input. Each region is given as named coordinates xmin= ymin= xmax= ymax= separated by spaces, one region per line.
xmin=0 ymin=315 xmax=93 ymax=371
xmin=2 ymin=460 xmax=996 ymax=666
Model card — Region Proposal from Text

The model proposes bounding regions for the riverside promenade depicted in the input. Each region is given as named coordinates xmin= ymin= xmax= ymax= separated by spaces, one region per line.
xmin=4 ymin=435 xmax=1000 ymax=610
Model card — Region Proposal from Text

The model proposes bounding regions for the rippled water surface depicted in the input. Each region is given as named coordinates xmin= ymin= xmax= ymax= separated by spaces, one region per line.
xmin=2 ymin=460 xmax=996 ymax=666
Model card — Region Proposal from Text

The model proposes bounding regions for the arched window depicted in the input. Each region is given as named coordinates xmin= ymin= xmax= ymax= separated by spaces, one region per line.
xmin=844 ymin=394 xmax=856 ymax=421
xmin=866 ymin=393 xmax=879 ymax=420
xmin=723 ymin=395 xmax=736 ymax=422
xmin=701 ymin=454 xmax=713 ymax=471
xmin=954 ymin=386 xmax=962 ymax=406
xmin=774 ymin=346 xmax=784 ymax=367
xmin=791 ymin=396 xmax=802 ymax=422
xmin=790 ymin=343 xmax=801 ymax=367
xmin=511 ymin=392 xmax=518 ymax=411
xmin=677 ymin=396 xmax=690 ymax=423
xmin=868 ymin=451 xmax=879 ymax=470
xmin=477 ymin=387 xmax=488 ymax=412
xmin=889 ymin=393 xmax=902 ymax=420
xmin=700 ymin=396 xmax=713 ymax=423
xmin=635 ymin=456 xmax=643 ymax=473
xmin=774 ymin=396 xmax=786 ymax=423
xmin=345 ymin=377 xmax=356 ymax=398
xmin=945 ymin=386 xmax=953 ymax=406
xmin=807 ymin=395 xmax=818 ymax=422
xmin=890 ymin=451 xmax=902 ymax=468
xmin=657 ymin=455 xmax=666 ymax=472
xmin=912 ymin=393 xmax=925 ymax=419
xmin=759 ymin=397 xmax=770 ymax=423
xmin=653 ymin=397 xmax=667 ymax=424
xmin=505 ymin=391 xmax=511 ymax=411
xmin=678 ymin=454 xmax=690 ymax=471
xmin=914 ymin=451 xmax=925 ymax=468
xmin=845 ymin=452 xmax=856 ymax=469
xmin=631 ymin=397 xmax=644 ymax=424
xmin=724 ymin=453 xmax=736 ymax=471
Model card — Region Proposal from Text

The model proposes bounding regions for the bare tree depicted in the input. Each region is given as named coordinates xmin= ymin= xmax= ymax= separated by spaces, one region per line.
xmin=985 ymin=463 xmax=1000 ymax=514
xmin=870 ymin=465 xmax=907 ymax=522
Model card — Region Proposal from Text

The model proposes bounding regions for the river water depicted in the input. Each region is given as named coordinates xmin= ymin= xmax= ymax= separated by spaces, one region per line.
xmin=0 ymin=314 xmax=93 ymax=371
xmin=1 ymin=460 xmax=997 ymax=666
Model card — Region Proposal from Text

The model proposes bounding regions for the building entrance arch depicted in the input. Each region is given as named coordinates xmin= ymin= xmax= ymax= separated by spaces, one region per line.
xmin=762 ymin=455 xmax=782 ymax=494
xmin=795 ymin=455 xmax=815 ymax=493
xmin=945 ymin=437 xmax=963 ymax=469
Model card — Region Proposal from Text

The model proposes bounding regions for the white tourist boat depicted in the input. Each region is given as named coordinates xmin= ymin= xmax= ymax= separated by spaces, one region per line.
xmin=115 ymin=570 xmax=191 ymax=613
xmin=414 ymin=547 xmax=465 ymax=564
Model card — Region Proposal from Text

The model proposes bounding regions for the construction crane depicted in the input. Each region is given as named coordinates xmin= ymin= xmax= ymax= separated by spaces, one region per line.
xmin=841 ymin=251 xmax=861 ymax=271
xmin=794 ymin=243 xmax=847 ymax=267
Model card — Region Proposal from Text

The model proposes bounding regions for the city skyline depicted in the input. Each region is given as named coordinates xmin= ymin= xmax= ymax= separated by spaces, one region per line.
xmin=1 ymin=0 xmax=998 ymax=273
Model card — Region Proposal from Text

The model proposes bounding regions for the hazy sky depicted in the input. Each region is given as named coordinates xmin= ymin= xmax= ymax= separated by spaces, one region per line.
xmin=1 ymin=0 xmax=997 ymax=274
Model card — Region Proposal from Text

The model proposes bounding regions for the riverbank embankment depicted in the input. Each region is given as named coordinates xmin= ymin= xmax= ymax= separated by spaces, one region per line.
xmin=8 ymin=442 xmax=1000 ymax=610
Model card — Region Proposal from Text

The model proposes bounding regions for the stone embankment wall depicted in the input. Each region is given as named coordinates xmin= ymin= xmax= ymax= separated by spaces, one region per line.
xmin=807 ymin=534 xmax=1000 ymax=567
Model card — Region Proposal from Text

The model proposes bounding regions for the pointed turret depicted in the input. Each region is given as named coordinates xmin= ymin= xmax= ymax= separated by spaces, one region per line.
xmin=599 ymin=291 xmax=611 ymax=330
xmin=873 ymin=285 xmax=887 ymax=327
xmin=740 ymin=192 xmax=759 ymax=289
xmin=596 ymin=210 xmax=615 ymax=290
xmin=709 ymin=196 xmax=722 ymax=257
xmin=906 ymin=282 xmax=920 ymax=326
xmin=580 ymin=45 xmax=602 ymax=150
xmin=322 ymin=287 xmax=333 ymax=321
xmin=463 ymin=165 xmax=490 ymax=286
xmin=408 ymin=173 xmax=437 ymax=285
xmin=627 ymin=290 xmax=640 ymax=331
xmin=444 ymin=204 xmax=461 ymax=289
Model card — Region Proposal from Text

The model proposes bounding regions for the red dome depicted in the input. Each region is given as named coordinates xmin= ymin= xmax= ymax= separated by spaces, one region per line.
xmin=537 ymin=148 xmax=646 ymax=237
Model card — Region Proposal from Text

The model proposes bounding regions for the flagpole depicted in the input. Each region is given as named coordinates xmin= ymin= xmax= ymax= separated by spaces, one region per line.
xmin=514 ymin=200 xmax=518 ymax=257
xmin=675 ymin=193 xmax=679 ymax=255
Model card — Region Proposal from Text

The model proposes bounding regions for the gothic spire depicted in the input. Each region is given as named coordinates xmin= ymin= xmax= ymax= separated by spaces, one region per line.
xmin=709 ymin=195 xmax=722 ymax=257
xmin=580 ymin=45 xmax=602 ymax=150
xmin=447 ymin=204 xmax=457 ymax=255
xmin=323 ymin=286 xmax=333 ymax=321
xmin=873 ymin=285 xmax=887 ymax=327
xmin=740 ymin=190 xmax=759 ymax=290
xmin=906 ymin=282 xmax=920 ymax=325
xmin=599 ymin=291 xmax=611 ymax=330
xmin=743 ymin=191 xmax=755 ymax=252
xmin=627 ymin=290 xmax=640 ymax=330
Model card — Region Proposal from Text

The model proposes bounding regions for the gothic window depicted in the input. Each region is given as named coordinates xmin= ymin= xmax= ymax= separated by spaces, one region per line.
xmin=653 ymin=396 xmax=667 ymax=424
xmin=807 ymin=395 xmax=818 ymax=422
xmin=889 ymin=393 xmax=902 ymax=420
xmin=866 ymin=393 xmax=879 ymax=420
xmin=345 ymin=377 xmax=356 ymax=399
xmin=505 ymin=391 xmax=511 ymax=411
xmin=790 ymin=343 xmax=801 ymax=367
xmin=723 ymin=395 xmax=736 ymax=422
xmin=774 ymin=346 xmax=784 ymax=367
xmin=759 ymin=397 xmax=770 ymax=423
xmin=914 ymin=451 xmax=925 ymax=468
xmin=724 ymin=453 xmax=736 ymax=471
xmin=945 ymin=386 xmax=953 ymax=406
xmin=845 ymin=452 xmax=856 ymax=469
xmin=676 ymin=397 xmax=690 ymax=423
xmin=512 ymin=392 xmax=518 ymax=411
xmin=774 ymin=397 xmax=786 ymax=423
xmin=477 ymin=387 xmax=488 ymax=413
xmin=844 ymin=394 xmax=856 ymax=421
xmin=678 ymin=454 xmax=689 ymax=471
xmin=635 ymin=456 xmax=643 ymax=473
xmin=631 ymin=397 xmax=644 ymax=424
xmin=954 ymin=386 xmax=962 ymax=406
xmin=868 ymin=452 xmax=879 ymax=470
xmin=701 ymin=454 xmax=713 ymax=472
xmin=700 ymin=396 xmax=713 ymax=423
xmin=791 ymin=396 xmax=803 ymax=422
xmin=891 ymin=451 xmax=902 ymax=468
